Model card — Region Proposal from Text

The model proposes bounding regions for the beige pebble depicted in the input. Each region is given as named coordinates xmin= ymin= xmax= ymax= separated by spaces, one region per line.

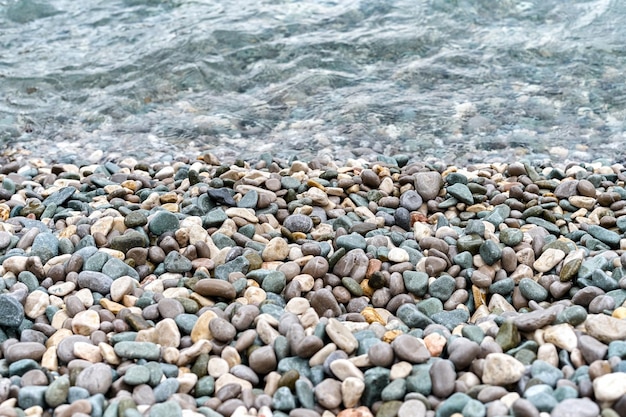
xmin=136 ymin=328 xmax=157 ymax=343
xmin=387 ymin=247 xmax=410 ymax=263
xmin=208 ymin=358 xmax=230 ymax=378
xmin=177 ymin=340 xmax=212 ymax=366
xmin=46 ymin=328 xmax=73 ymax=348
xmin=177 ymin=372 xmax=198 ymax=394
xmin=349 ymin=354 xmax=372 ymax=368
xmin=326 ymin=318 xmax=358 ymax=354
xmin=390 ymin=361 xmax=412 ymax=380
xmin=48 ymin=282 xmax=76 ymax=297
xmin=221 ymin=346 xmax=241 ymax=368
xmin=537 ymin=343 xmax=559 ymax=367
xmin=256 ymin=318 xmax=280 ymax=345
xmin=190 ymin=310 xmax=217 ymax=343
xmin=285 ymin=297 xmax=310 ymax=315
xmin=162 ymin=347 xmax=180 ymax=364
xmin=244 ymin=286 xmax=266 ymax=305
xmin=24 ymin=290 xmax=49 ymax=319
xmin=341 ymin=377 xmax=365 ymax=408
xmin=262 ymin=236 xmax=290 ymax=261
xmin=482 ymin=353 xmax=525 ymax=386
xmin=73 ymin=342 xmax=102 ymax=363
xmin=71 ymin=310 xmax=100 ymax=336
xmin=309 ymin=343 xmax=337 ymax=367
xmin=90 ymin=217 xmax=114 ymax=236
xmin=593 ymin=372 xmax=626 ymax=401
xmin=156 ymin=318 xmax=181 ymax=348
xmin=110 ymin=276 xmax=136 ymax=302
xmin=292 ymin=274 xmax=315 ymax=292
xmin=74 ymin=288 xmax=94 ymax=308
xmin=263 ymin=371 xmax=281 ymax=396
xmin=162 ymin=287 xmax=189 ymax=298
xmin=300 ymin=308 xmax=320 ymax=329
xmin=2 ymin=256 xmax=28 ymax=274
xmin=225 ymin=207 xmax=258 ymax=223
xmin=533 ymin=248 xmax=565 ymax=273
xmin=543 ymin=323 xmax=577 ymax=352
xmin=41 ymin=346 xmax=58 ymax=371
xmin=329 ymin=358 xmax=364 ymax=381
xmin=99 ymin=342 xmax=120 ymax=365
xmin=215 ymin=373 xmax=252 ymax=393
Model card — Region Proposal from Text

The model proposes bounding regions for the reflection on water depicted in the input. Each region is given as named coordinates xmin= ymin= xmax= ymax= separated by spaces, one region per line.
xmin=1 ymin=0 xmax=625 ymax=164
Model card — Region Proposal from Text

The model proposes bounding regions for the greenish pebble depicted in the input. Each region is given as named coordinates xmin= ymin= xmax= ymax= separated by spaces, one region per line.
xmin=515 ymin=348 xmax=537 ymax=365
xmin=396 ymin=304 xmax=434 ymax=329
xmin=489 ymin=277 xmax=514 ymax=296
xmin=553 ymin=385 xmax=578 ymax=402
xmin=362 ymin=367 xmax=390 ymax=407
xmin=406 ymin=368 xmax=432 ymax=396
xmin=417 ymin=298 xmax=443 ymax=318
xmin=519 ymin=278 xmax=549 ymax=302
xmin=431 ymin=309 xmax=470 ymax=331
xmin=526 ymin=217 xmax=560 ymax=235
xmin=456 ymin=234 xmax=483 ymax=254
xmin=18 ymin=271 xmax=39 ymax=292
xmin=262 ymin=271 xmax=287 ymax=294
xmin=124 ymin=365 xmax=151 ymax=385
xmin=578 ymin=256 xmax=609 ymax=280
xmin=402 ymin=271 xmax=429 ymax=297
xmin=479 ymin=240 xmax=502 ymax=265
xmin=429 ymin=275 xmax=456 ymax=301
xmin=149 ymin=401 xmax=182 ymax=417
xmin=555 ymin=305 xmax=587 ymax=326
xmin=461 ymin=325 xmax=485 ymax=344
xmin=9 ymin=358 xmax=39 ymax=376
xmin=114 ymin=341 xmax=160 ymax=361
xmin=435 ymin=392 xmax=471 ymax=417
xmin=295 ymin=379 xmax=315 ymax=409
xmin=531 ymin=360 xmax=564 ymax=387
xmin=484 ymin=204 xmax=511 ymax=227
xmin=148 ymin=211 xmax=180 ymax=236
xmin=124 ymin=211 xmax=148 ymax=228
xmin=452 ymin=251 xmax=473 ymax=269
xmin=272 ymin=386 xmax=296 ymax=411
xmin=194 ymin=376 xmax=215 ymax=397
xmin=110 ymin=231 xmax=148 ymax=253
xmin=381 ymin=378 xmax=406 ymax=401
xmin=462 ymin=398 xmax=487 ymax=417
xmin=500 ymin=228 xmax=523 ymax=246
xmin=447 ymin=182 xmax=473 ymax=204
xmin=496 ymin=321 xmax=520 ymax=352
xmin=342 ymin=277 xmax=363 ymax=296
xmin=336 ymin=233 xmax=367 ymax=251
xmin=203 ymin=208 xmax=227 ymax=228
xmin=18 ymin=386 xmax=48 ymax=409
xmin=277 ymin=357 xmax=311 ymax=380
xmin=591 ymin=270 xmax=620 ymax=292
xmin=153 ymin=378 xmax=180 ymax=403
xmin=45 ymin=375 xmax=70 ymax=407
xmin=587 ymin=225 xmax=621 ymax=248
xmin=560 ymin=258 xmax=581 ymax=282
xmin=214 ymin=256 xmax=250 ymax=280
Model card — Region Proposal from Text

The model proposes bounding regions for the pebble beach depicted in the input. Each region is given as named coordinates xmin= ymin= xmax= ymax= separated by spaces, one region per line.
xmin=1 ymin=151 xmax=626 ymax=417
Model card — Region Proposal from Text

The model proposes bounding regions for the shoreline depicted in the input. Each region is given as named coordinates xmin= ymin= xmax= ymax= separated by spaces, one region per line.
xmin=0 ymin=151 xmax=625 ymax=417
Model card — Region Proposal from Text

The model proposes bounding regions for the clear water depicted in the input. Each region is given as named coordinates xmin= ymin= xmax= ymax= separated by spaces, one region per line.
xmin=2 ymin=0 xmax=626 ymax=165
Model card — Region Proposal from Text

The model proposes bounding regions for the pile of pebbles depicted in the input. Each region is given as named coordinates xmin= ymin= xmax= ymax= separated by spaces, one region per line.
xmin=0 ymin=152 xmax=626 ymax=417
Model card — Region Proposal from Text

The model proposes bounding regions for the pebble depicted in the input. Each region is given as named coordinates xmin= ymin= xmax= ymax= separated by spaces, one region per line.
xmin=0 ymin=154 xmax=623 ymax=416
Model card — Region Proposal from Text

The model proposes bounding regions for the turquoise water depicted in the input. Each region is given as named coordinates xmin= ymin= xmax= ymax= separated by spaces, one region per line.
xmin=1 ymin=0 xmax=625 ymax=164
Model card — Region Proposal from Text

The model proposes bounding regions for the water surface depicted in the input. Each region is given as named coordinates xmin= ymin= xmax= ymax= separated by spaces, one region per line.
xmin=2 ymin=0 xmax=625 ymax=164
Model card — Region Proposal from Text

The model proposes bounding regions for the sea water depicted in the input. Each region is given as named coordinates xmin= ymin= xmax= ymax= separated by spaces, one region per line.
xmin=1 ymin=0 xmax=625 ymax=164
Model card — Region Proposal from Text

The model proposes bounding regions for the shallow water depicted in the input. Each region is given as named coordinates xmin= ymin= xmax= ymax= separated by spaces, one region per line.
xmin=1 ymin=0 xmax=626 ymax=165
